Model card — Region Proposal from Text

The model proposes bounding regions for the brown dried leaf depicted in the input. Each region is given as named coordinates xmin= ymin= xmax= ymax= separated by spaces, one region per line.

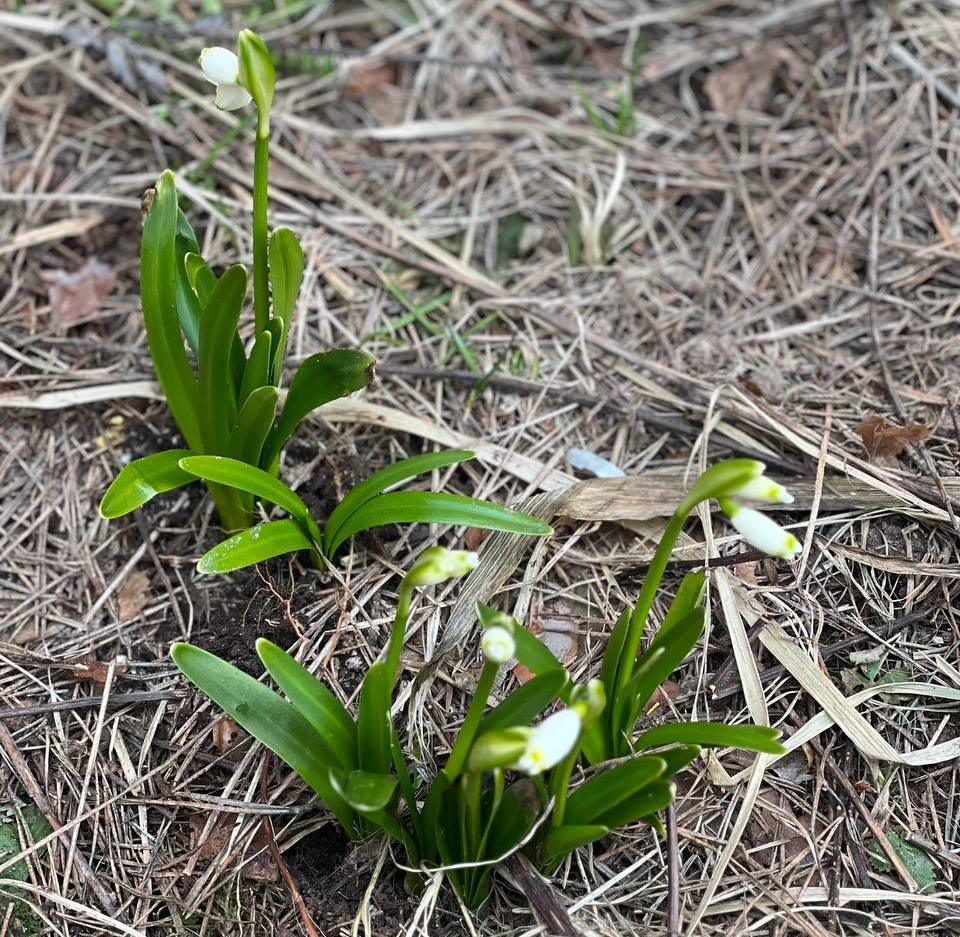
xmin=212 ymin=716 xmax=240 ymax=753
xmin=855 ymin=415 xmax=929 ymax=466
xmin=117 ymin=570 xmax=151 ymax=620
xmin=342 ymin=63 xmax=397 ymax=100
xmin=46 ymin=257 xmax=115 ymax=329
xmin=72 ymin=657 xmax=129 ymax=684
xmin=705 ymin=42 xmax=803 ymax=115
xmin=189 ymin=815 xmax=277 ymax=880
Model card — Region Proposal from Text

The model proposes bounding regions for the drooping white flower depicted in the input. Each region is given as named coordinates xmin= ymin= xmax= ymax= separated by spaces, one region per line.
xmin=513 ymin=708 xmax=581 ymax=776
xmin=731 ymin=476 xmax=794 ymax=505
xmin=199 ymin=47 xmax=252 ymax=111
xmin=570 ymin=678 xmax=606 ymax=723
xmin=726 ymin=504 xmax=801 ymax=560
xmin=407 ymin=547 xmax=479 ymax=587
xmin=481 ymin=625 xmax=515 ymax=664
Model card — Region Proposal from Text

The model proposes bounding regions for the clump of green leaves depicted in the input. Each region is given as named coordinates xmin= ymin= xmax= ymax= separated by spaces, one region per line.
xmin=98 ymin=31 xmax=550 ymax=559
xmin=173 ymin=460 xmax=796 ymax=912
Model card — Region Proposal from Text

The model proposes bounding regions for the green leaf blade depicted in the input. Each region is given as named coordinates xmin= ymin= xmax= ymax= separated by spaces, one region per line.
xmin=197 ymin=518 xmax=314 ymax=574
xmin=566 ymin=756 xmax=666 ymax=826
xmin=99 ymin=449 xmax=195 ymax=518
xmin=633 ymin=722 xmax=784 ymax=755
xmin=267 ymin=227 xmax=304 ymax=382
xmin=229 ymin=386 xmax=278 ymax=468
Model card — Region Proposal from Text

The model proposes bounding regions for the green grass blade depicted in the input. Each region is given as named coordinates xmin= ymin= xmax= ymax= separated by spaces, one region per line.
xmin=356 ymin=662 xmax=392 ymax=775
xmin=324 ymin=449 xmax=475 ymax=554
xmin=325 ymin=490 xmax=552 ymax=557
xmin=229 ymin=386 xmax=278 ymax=467
xmin=141 ymin=171 xmax=201 ymax=450
xmin=171 ymin=642 xmax=355 ymax=831
xmin=255 ymin=638 xmax=357 ymax=771
xmin=197 ymin=519 xmax=315 ymax=574
xmin=633 ymin=722 xmax=784 ymax=755
xmin=565 ymin=756 xmax=666 ymax=825
xmin=198 ymin=264 xmax=247 ymax=453
xmin=179 ymin=456 xmax=311 ymax=525
xmin=99 ymin=449 xmax=194 ymax=518
xmin=262 ymin=349 xmax=375 ymax=470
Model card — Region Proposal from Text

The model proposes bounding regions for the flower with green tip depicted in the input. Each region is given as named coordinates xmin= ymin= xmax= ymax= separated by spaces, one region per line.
xmin=512 ymin=708 xmax=582 ymax=776
xmin=731 ymin=475 xmax=794 ymax=505
xmin=721 ymin=501 xmax=801 ymax=560
xmin=481 ymin=625 xmax=516 ymax=664
xmin=571 ymin=679 xmax=606 ymax=724
xmin=199 ymin=47 xmax=252 ymax=111
xmin=407 ymin=546 xmax=479 ymax=587
xmin=467 ymin=727 xmax=530 ymax=773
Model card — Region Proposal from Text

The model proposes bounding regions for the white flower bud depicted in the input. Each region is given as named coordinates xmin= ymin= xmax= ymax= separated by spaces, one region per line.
xmin=512 ymin=708 xmax=581 ymax=776
xmin=481 ymin=625 xmax=515 ymax=664
xmin=726 ymin=504 xmax=801 ymax=560
xmin=199 ymin=47 xmax=252 ymax=111
xmin=731 ymin=476 xmax=794 ymax=505
xmin=407 ymin=547 xmax=478 ymax=587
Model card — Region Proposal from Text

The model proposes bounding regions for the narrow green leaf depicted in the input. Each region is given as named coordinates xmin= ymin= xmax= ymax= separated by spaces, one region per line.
xmin=540 ymin=824 xmax=609 ymax=865
xmin=343 ymin=770 xmax=397 ymax=813
xmin=599 ymin=607 xmax=631 ymax=712
xmin=658 ymin=744 xmax=701 ymax=779
xmin=184 ymin=252 xmax=217 ymax=306
xmin=268 ymin=227 xmax=304 ymax=382
xmin=198 ymin=264 xmax=247 ymax=453
xmin=180 ymin=456 xmax=311 ymax=525
xmin=633 ymin=722 xmax=784 ymax=755
xmin=238 ymin=328 xmax=273 ymax=407
xmin=255 ymin=638 xmax=356 ymax=771
xmin=325 ymin=490 xmax=552 ymax=557
xmin=480 ymin=670 xmax=568 ymax=734
xmin=484 ymin=789 xmax=535 ymax=860
xmin=141 ymin=171 xmax=201 ymax=450
xmin=262 ymin=349 xmax=375 ymax=470
xmin=595 ymin=779 xmax=675 ymax=829
xmin=172 ymin=642 xmax=354 ymax=830
xmin=325 ymin=449 xmax=475 ymax=554
xmin=661 ymin=572 xmax=706 ymax=633
xmin=566 ymin=756 xmax=666 ymax=825
xmin=197 ymin=518 xmax=314 ymax=574
xmin=229 ymin=386 xmax=278 ymax=467
xmin=357 ymin=662 xmax=392 ymax=775
xmin=99 ymin=449 xmax=194 ymax=518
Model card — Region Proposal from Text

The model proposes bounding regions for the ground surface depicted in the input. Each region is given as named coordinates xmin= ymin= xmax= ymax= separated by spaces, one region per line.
xmin=2 ymin=1 xmax=960 ymax=935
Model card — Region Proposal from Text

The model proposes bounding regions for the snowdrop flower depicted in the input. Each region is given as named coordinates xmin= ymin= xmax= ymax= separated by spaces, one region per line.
xmin=571 ymin=679 xmax=606 ymax=724
xmin=723 ymin=502 xmax=801 ymax=561
xmin=481 ymin=625 xmax=516 ymax=664
xmin=199 ymin=47 xmax=252 ymax=111
xmin=407 ymin=547 xmax=478 ymax=587
xmin=731 ymin=475 xmax=794 ymax=505
xmin=513 ymin=708 xmax=582 ymax=776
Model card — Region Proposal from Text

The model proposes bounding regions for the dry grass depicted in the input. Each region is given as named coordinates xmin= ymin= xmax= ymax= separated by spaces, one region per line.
xmin=1 ymin=1 xmax=959 ymax=934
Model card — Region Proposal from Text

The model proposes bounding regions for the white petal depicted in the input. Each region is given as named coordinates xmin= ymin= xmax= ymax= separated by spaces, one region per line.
xmin=515 ymin=709 xmax=581 ymax=776
xmin=732 ymin=476 xmax=794 ymax=504
xmin=200 ymin=47 xmax=240 ymax=85
xmin=729 ymin=507 xmax=801 ymax=560
xmin=214 ymin=83 xmax=253 ymax=111
xmin=408 ymin=547 xmax=478 ymax=586
xmin=481 ymin=626 xmax=515 ymax=664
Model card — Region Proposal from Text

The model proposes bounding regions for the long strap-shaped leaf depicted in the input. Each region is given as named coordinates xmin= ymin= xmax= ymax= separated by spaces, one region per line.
xmin=198 ymin=265 xmax=247 ymax=454
xmin=197 ymin=518 xmax=315 ymax=574
xmin=229 ymin=386 xmax=278 ymax=467
xmin=267 ymin=227 xmax=304 ymax=384
xmin=99 ymin=449 xmax=194 ymax=518
xmin=171 ymin=642 xmax=355 ymax=832
xmin=633 ymin=722 xmax=783 ymax=754
xmin=324 ymin=449 xmax=475 ymax=554
xmin=325 ymin=490 xmax=552 ymax=557
xmin=565 ymin=755 xmax=666 ymax=825
xmin=261 ymin=349 xmax=375 ymax=471
xmin=141 ymin=171 xmax=201 ymax=450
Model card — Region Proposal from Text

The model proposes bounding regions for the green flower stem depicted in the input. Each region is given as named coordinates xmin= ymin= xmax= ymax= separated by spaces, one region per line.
xmin=444 ymin=660 xmax=498 ymax=781
xmin=614 ymin=507 xmax=693 ymax=701
xmin=252 ymin=131 xmax=269 ymax=334
xmin=384 ymin=580 xmax=414 ymax=688
xmin=206 ymin=481 xmax=249 ymax=532
xmin=549 ymin=744 xmax=580 ymax=828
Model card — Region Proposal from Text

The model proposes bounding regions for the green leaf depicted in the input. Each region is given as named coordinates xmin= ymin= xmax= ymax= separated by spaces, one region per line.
xmin=198 ymin=264 xmax=247 ymax=453
xmin=565 ymin=756 xmax=666 ymax=826
xmin=229 ymin=386 xmax=278 ymax=467
xmin=357 ymin=662 xmax=392 ymax=775
xmin=540 ymin=824 xmax=609 ymax=865
xmin=633 ymin=722 xmax=784 ymax=755
xmin=661 ymin=572 xmax=706 ymax=632
xmin=255 ymin=638 xmax=356 ymax=771
xmin=325 ymin=490 xmax=552 ymax=557
xmin=184 ymin=251 xmax=217 ymax=306
xmin=325 ymin=449 xmax=476 ymax=554
xmin=868 ymin=833 xmax=936 ymax=894
xmin=238 ymin=328 xmax=273 ymax=407
xmin=268 ymin=227 xmax=304 ymax=381
xmin=342 ymin=770 xmax=397 ymax=813
xmin=657 ymin=744 xmax=701 ymax=779
xmin=594 ymin=779 xmax=675 ymax=829
xmin=174 ymin=218 xmax=203 ymax=355
xmin=197 ymin=518 xmax=315 ymax=574
xmin=180 ymin=456 xmax=311 ymax=525
xmin=141 ymin=171 xmax=201 ymax=450
xmin=480 ymin=670 xmax=568 ymax=734
xmin=99 ymin=449 xmax=194 ymax=518
xmin=599 ymin=607 xmax=631 ymax=711
xmin=262 ymin=349 xmax=375 ymax=470
xmin=171 ymin=642 xmax=355 ymax=831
